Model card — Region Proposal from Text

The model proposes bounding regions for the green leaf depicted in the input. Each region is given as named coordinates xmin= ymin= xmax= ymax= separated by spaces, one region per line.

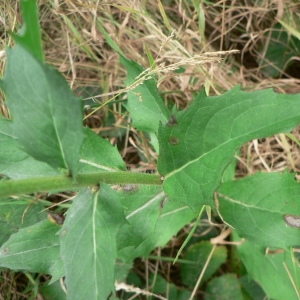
xmin=0 ymin=219 xmax=64 ymax=279
xmin=205 ymin=274 xmax=244 ymax=300
xmin=0 ymin=44 xmax=84 ymax=177
xmin=118 ymin=197 xmax=196 ymax=261
xmin=234 ymin=231 xmax=300 ymax=300
xmin=239 ymin=275 xmax=266 ymax=300
xmin=117 ymin=185 xmax=165 ymax=249
xmin=13 ymin=0 xmax=44 ymax=61
xmin=181 ymin=241 xmax=227 ymax=287
xmin=0 ymin=118 xmax=59 ymax=179
xmin=78 ymin=127 xmax=126 ymax=173
xmin=158 ymin=86 xmax=300 ymax=210
xmin=258 ymin=23 xmax=300 ymax=78
xmin=217 ymin=172 xmax=300 ymax=250
xmin=97 ymin=21 xmax=125 ymax=57
xmin=121 ymin=56 xmax=170 ymax=133
xmin=60 ymin=186 xmax=127 ymax=300
xmin=115 ymin=259 xmax=133 ymax=282
xmin=149 ymin=273 xmax=188 ymax=299
xmin=40 ymin=280 xmax=67 ymax=300
xmin=0 ymin=199 xmax=47 ymax=245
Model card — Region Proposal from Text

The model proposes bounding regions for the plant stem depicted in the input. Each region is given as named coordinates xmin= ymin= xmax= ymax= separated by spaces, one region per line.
xmin=0 ymin=171 xmax=163 ymax=198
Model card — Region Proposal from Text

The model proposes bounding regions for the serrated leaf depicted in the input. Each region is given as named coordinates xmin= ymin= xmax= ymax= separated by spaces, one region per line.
xmin=158 ymin=86 xmax=300 ymax=210
xmin=0 ymin=199 xmax=47 ymax=245
xmin=78 ymin=127 xmax=126 ymax=173
xmin=0 ymin=118 xmax=59 ymax=179
xmin=0 ymin=44 xmax=84 ymax=177
xmin=205 ymin=274 xmax=244 ymax=300
xmin=118 ymin=197 xmax=196 ymax=261
xmin=181 ymin=241 xmax=227 ymax=287
xmin=0 ymin=219 xmax=64 ymax=278
xmin=13 ymin=0 xmax=44 ymax=61
xmin=217 ymin=172 xmax=300 ymax=250
xmin=121 ymin=56 xmax=170 ymax=133
xmin=117 ymin=185 xmax=165 ymax=249
xmin=60 ymin=186 xmax=127 ymax=300
xmin=233 ymin=231 xmax=300 ymax=300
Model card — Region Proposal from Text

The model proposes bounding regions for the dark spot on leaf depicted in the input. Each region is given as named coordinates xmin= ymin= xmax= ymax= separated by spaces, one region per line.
xmin=169 ymin=136 xmax=179 ymax=145
xmin=166 ymin=114 xmax=178 ymax=126
xmin=1 ymin=247 xmax=9 ymax=255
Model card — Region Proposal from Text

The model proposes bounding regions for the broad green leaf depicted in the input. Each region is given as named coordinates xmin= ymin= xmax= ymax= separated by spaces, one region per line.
xmin=158 ymin=86 xmax=300 ymax=210
xmin=40 ymin=280 xmax=67 ymax=300
xmin=60 ymin=186 xmax=127 ymax=300
xmin=117 ymin=185 xmax=165 ymax=249
xmin=0 ymin=199 xmax=47 ymax=245
xmin=258 ymin=23 xmax=300 ymax=78
xmin=121 ymin=56 xmax=170 ymax=133
xmin=239 ymin=275 xmax=266 ymax=300
xmin=78 ymin=127 xmax=126 ymax=173
xmin=149 ymin=273 xmax=192 ymax=300
xmin=0 ymin=118 xmax=59 ymax=179
xmin=181 ymin=241 xmax=227 ymax=287
xmin=205 ymin=274 xmax=244 ymax=300
xmin=0 ymin=219 xmax=64 ymax=279
xmin=115 ymin=259 xmax=133 ymax=282
xmin=118 ymin=197 xmax=196 ymax=261
xmin=0 ymin=44 xmax=84 ymax=177
xmin=217 ymin=172 xmax=300 ymax=250
xmin=234 ymin=231 xmax=300 ymax=300
xmin=13 ymin=0 xmax=44 ymax=61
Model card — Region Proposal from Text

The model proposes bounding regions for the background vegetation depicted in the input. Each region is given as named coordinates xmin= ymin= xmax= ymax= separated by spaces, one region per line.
xmin=1 ymin=0 xmax=300 ymax=299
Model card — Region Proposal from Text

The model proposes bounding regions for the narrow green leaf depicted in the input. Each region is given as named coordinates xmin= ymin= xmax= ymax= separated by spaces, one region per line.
xmin=0 ymin=118 xmax=59 ymax=179
xmin=0 ymin=45 xmax=84 ymax=176
xmin=13 ymin=0 xmax=44 ymax=61
xmin=78 ymin=127 xmax=126 ymax=173
xmin=117 ymin=185 xmax=164 ymax=249
xmin=0 ymin=199 xmax=47 ymax=245
xmin=121 ymin=56 xmax=170 ymax=133
xmin=97 ymin=21 xmax=125 ymax=56
xmin=205 ymin=274 xmax=244 ymax=300
xmin=0 ymin=219 xmax=64 ymax=279
xmin=234 ymin=231 xmax=300 ymax=300
xmin=157 ymin=0 xmax=173 ymax=32
xmin=217 ymin=172 xmax=300 ymax=250
xmin=278 ymin=19 xmax=300 ymax=41
xmin=258 ymin=23 xmax=300 ymax=77
xmin=60 ymin=186 xmax=127 ymax=300
xmin=158 ymin=86 xmax=300 ymax=210
xmin=174 ymin=206 xmax=204 ymax=264
xmin=181 ymin=241 xmax=227 ymax=288
xmin=144 ymin=44 xmax=156 ymax=69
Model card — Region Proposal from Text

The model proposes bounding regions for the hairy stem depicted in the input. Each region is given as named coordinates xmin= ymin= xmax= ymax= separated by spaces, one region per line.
xmin=0 ymin=172 xmax=163 ymax=198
